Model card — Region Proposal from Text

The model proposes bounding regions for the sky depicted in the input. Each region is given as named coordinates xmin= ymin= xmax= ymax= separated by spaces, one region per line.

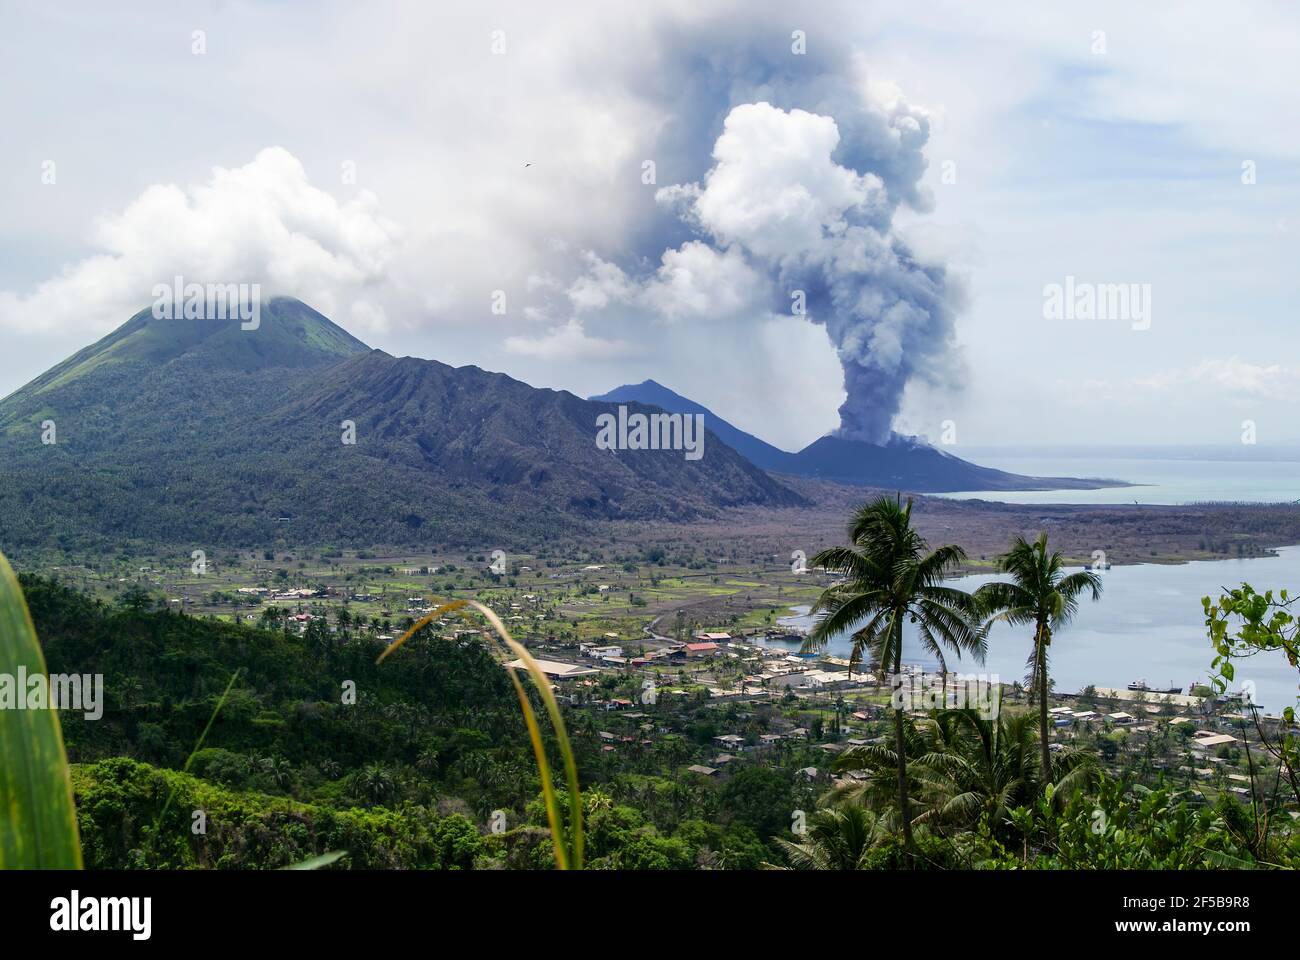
xmin=2 ymin=0 xmax=1298 ymax=451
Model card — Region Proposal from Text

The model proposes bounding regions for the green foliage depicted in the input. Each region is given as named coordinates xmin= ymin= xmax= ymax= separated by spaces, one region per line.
xmin=73 ymin=757 xmax=485 ymax=869
xmin=22 ymin=574 xmax=538 ymax=822
xmin=0 ymin=551 xmax=82 ymax=867
xmin=1205 ymin=582 xmax=1300 ymax=808
xmin=1009 ymin=779 xmax=1259 ymax=870
xmin=718 ymin=766 xmax=795 ymax=840
xmin=1205 ymin=583 xmax=1297 ymax=713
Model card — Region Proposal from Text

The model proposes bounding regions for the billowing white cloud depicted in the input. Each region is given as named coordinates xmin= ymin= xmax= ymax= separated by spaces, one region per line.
xmin=504 ymin=318 xmax=636 ymax=360
xmin=565 ymin=253 xmax=637 ymax=313
xmin=0 ymin=147 xmax=401 ymax=337
xmin=557 ymin=243 xmax=763 ymax=325
xmin=682 ymin=103 xmax=887 ymax=260
xmin=640 ymin=242 xmax=760 ymax=322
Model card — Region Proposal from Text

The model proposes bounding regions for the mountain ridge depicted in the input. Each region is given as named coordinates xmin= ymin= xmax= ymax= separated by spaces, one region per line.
xmin=0 ymin=299 xmax=804 ymax=550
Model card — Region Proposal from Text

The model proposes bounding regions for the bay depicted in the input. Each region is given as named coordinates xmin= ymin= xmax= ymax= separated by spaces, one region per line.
xmin=774 ymin=545 xmax=1300 ymax=713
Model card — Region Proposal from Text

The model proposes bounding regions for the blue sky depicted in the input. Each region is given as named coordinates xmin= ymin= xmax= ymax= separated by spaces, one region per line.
xmin=2 ymin=0 xmax=1297 ymax=451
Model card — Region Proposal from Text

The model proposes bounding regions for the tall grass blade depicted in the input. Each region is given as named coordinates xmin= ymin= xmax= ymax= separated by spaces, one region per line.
xmin=150 ymin=668 xmax=242 ymax=848
xmin=378 ymin=598 xmax=584 ymax=868
xmin=506 ymin=667 xmax=568 ymax=869
xmin=282 ymin=850 xmax=347 ymax=870
xmin=0 ymin=550 xmax=83 ymax=869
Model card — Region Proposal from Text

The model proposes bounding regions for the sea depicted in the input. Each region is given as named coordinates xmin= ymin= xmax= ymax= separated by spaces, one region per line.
xmin=932 ymin=447 xmax=1300 ymax=506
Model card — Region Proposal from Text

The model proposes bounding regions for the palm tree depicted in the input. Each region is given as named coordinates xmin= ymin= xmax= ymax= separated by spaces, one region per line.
xmin=828 ymin=719 xmax=935 ymax=821
xmin=768 ymin=806 xmax=890 ymax=870
xmin=974 ymin=533 xmax=1102 ymax=783
xmin=353 ymin=763 xmax=397 ymax=805
xmin=802 ymin=494 xmax=984 ymax=851
xmin=833 ymin=708 xmax=1096 ymax=848
xmin=914 ymin=708 xmax=1094 ymax=837
xmin=116 ymin=676 xmax=145 ymax=712
xmin=259 ymin=756 xmax=295 ymax=793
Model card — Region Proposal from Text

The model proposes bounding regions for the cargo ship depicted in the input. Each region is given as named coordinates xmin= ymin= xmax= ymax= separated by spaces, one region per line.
xmin=1127 ymin=679 xmax=1181 ymax=694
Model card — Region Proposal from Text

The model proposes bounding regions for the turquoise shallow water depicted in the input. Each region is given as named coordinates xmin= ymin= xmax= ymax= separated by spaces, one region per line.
xmin=933 ymin=455 xmax=1300 ymax=505
xmin=775 ymin=546 xmax=1300 ymax=713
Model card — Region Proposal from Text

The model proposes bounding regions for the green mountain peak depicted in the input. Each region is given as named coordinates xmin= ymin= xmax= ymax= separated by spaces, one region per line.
xmin=11 ymin=297 xmax=370 ymax=401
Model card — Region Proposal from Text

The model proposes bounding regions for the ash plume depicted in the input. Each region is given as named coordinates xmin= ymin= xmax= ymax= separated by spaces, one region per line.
xmin=618 ymin=14 xmax=966 ymax=444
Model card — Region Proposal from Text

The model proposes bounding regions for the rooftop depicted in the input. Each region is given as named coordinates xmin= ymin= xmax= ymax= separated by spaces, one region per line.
xmin=1191 ymin=732 xmax=1239 ymax=748
xmin=504 ymin=658 xmax=599 ymax=679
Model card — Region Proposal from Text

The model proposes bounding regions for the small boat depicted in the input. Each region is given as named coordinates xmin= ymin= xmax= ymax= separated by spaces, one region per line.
xmin=1128 ymin=679 xmax=1181 ymax=694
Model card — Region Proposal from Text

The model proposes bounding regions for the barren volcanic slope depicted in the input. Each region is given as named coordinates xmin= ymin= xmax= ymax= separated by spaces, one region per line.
xmin=592 ymin=379 xmax=1120 ymax=492
xmin=0 ymin=299 xmax=803 ymax=551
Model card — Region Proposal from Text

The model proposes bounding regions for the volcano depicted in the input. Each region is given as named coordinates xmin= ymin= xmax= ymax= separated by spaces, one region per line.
xmin=590 ymin=380 xmax=1122 ymax=493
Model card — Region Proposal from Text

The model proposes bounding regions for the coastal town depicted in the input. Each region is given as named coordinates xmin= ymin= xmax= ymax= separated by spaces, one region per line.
xmin=40 ymin=545 xmax=1297 ymax=806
